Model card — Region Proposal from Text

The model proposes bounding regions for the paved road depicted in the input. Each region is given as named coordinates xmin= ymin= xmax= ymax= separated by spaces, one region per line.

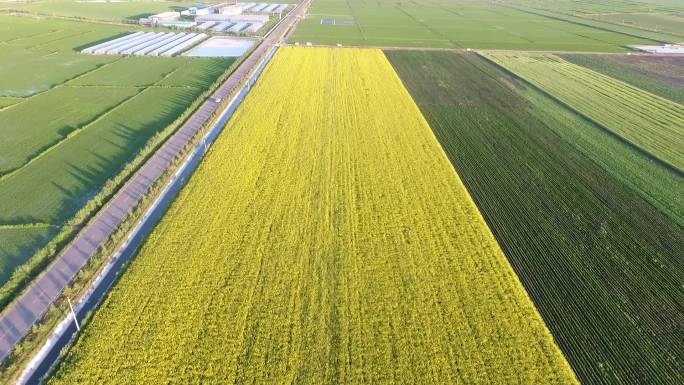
xmin=0 ymin=0 xmax=309 ymax=363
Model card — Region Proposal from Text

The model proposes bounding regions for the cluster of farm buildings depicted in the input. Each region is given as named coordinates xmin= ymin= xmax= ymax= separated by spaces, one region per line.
xmin=141 ymin=2 xmax=289 ymax=33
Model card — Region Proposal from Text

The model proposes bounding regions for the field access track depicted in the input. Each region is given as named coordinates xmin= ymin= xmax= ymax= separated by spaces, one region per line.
xmin=0 ymin=0 xmax=309 ymax=363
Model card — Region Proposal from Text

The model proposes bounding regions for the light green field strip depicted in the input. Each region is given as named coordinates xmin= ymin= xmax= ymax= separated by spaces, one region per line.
xmin=6 ymin=58 xmax=224 ymax=186
xmin=560 ymin=54 xmax=684 ymax=106
xmin=0 ymin=86 xmax=139 ymax=175
xmin=70 ymin=56 xmax=235 ymax=88
xmin=483 ymin=52 xmax=684 ymax=172
xmin=0 ymin=97 xmax=23 ymax=109
xmin=0 ymin=15 xmax=125 ymax=96
xmin=4 ymin=59 xmax=200 ymax=180
xmin=0 ymin=86 xmax=203 ymax=226
xmin=49 ymin=47 xmax=577 ymax=385
xmin=157 ymin=58 xmax=235 ymax=88
xmin=0 ymin=226 xmax=58 ymax=284
xmin=590 ymin=12 xmax=684 ymax=37
xmin=0 ymin=46 xmax=116 ymax=97
xmin=506 ymin=0 xmax=684 ymax=42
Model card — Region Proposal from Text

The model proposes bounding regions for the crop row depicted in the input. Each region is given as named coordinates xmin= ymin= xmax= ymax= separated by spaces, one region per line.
xmin=482 ymin=52 xmax=684 ymax=172
xmin=386 ymin=50 xmax=684 ymax=385
xmin=49 ymin=47 xmax=577 ymax=385
xmin=515 ymin=80 xmax=684 ymax=226
xmin=560 ymin=54 xmax=684 ymax=105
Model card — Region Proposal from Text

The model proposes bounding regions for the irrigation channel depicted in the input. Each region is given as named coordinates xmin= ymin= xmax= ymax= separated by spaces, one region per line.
xmin=0 ymin=0 xmax=310 ymax=382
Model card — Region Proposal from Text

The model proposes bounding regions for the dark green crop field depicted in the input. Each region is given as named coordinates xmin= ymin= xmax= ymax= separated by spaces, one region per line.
xmin=291 ymin=0 xmax=663 ymax=50
xmin=0 ymin=14 xmax=234 ymax=289
xmin=386 ymin=50 xmax=684 ymax=385
xmin=515 ymin=79 xmax=684 ymax=226
xmin=0 ymin=87 xmax=138 ymax=175
xmin=561 ymin=54 xmax=684 ymax=105
xmin=591 ymin=12 xmax=684 ymax=37
xmin=0 ymin=97 xmax=22 ymax=109
xmin=0 ymin=226 xmax=59 ymax=282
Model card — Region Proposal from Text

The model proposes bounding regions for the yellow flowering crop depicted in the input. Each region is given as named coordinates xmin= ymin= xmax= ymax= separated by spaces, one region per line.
xmin=49 ymin=47 xmax=578 ymax=385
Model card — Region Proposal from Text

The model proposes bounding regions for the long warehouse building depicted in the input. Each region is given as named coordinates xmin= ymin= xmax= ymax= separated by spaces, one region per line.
xmin=134 ymin=33 xmax=188 ymax=56
xmin=148 ymin=33 xmax=199 ymax=56
xmin=108 ymin=32 xmax=166 ymax=54
xmin=121 ymin=33 xmax=175 ymax=55
xmin=81 ymin=32 xmax=144 ymax=54
xmin=80 ymin=31 xmax=207 ymax=57
xmin=161 ymin=33 xmax=207 ymax=56
xmin=263 ymin=4 xmax=278 ymax=12
xmin=197 ymin=21 xmax=217 ymax=30
xmin=212 ymin=21 xmax=234 ymax=31
xmin=96 ymin=32 xmax=157 ymax=54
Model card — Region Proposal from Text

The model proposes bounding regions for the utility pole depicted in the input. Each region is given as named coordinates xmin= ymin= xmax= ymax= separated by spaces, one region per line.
xmin=67 ymin=297 xmax=80 ymax=331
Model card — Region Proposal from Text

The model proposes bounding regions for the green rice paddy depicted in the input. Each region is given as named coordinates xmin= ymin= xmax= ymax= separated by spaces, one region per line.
xmin=2 ymin=0 xmax=195 ymax=22
xmin=291 ymin=0 xmax=662 ymax=50
xmin=0 ymin=14 xmax=233 ymax=288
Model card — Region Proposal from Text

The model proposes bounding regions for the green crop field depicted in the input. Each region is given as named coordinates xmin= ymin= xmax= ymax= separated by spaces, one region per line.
xmin=386 ymin=50 xmax=684 ymax=385
xmin=48 ymin=47 xmax=578 ymax=385
xmin=69 ymin=57 xmax=189 ymax=87
xmin=561 ymin=54 xmax=684 ymax=105
xmin=0 ymin=97 xmax=22 ymax=109
xmin=591 ymin=12 xmax=684 ymax=37
xmin=512 ymin=0 xmax=684 ymax=38
xmin=1 ymin=0 xmax=298 ymax=21
xmin=290 ymin=0 xmax=665 ymax=50
xmin=0 ymin=14 xmax=234 ymax=289
xmin=0 ymin=226 xmax=59 ymax=281
xmin=508 ymin=5 xmax=683 ymax=43
xmin=0 ymin=15 xmax=123 ymax=97
xmin=483 ymin=52 xmax=684 ymax=172
xmin=1 ymin=0 xmax=195 ymax=22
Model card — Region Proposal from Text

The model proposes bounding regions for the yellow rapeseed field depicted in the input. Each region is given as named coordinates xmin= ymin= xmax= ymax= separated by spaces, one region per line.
xmin=49 ymin=47 xmax=578 ymax=384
